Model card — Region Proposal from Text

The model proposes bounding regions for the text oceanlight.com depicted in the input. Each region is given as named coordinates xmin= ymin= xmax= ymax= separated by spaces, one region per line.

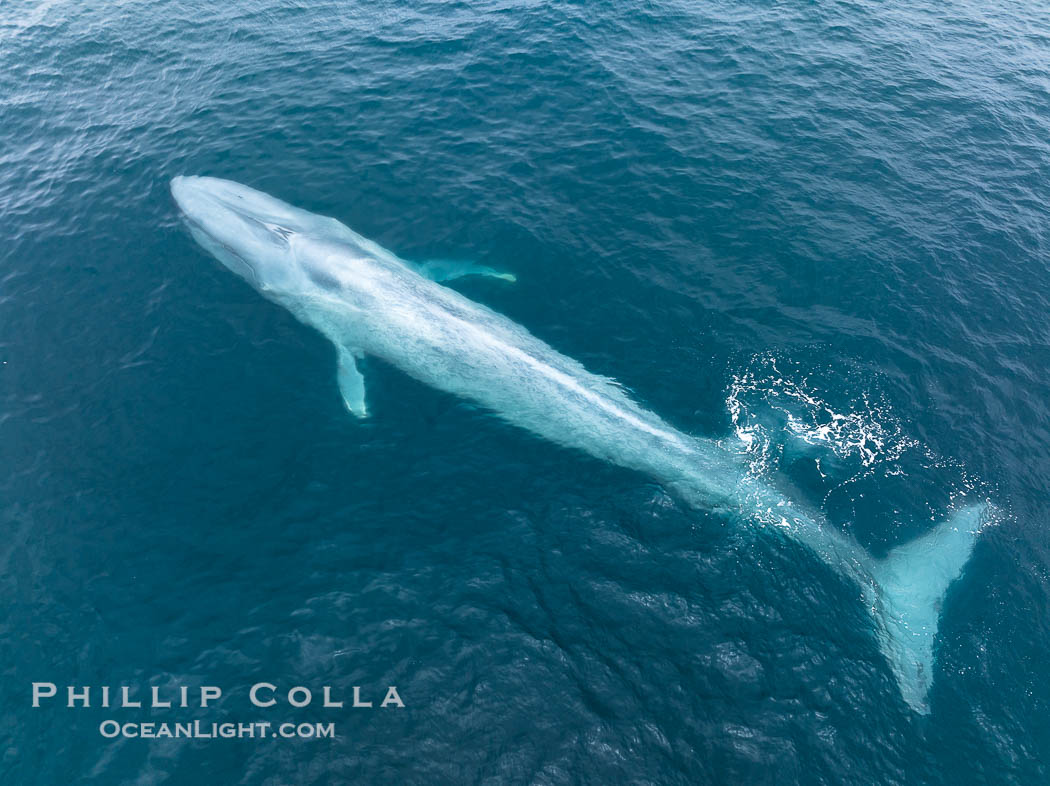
xmin=99 ymin=720 xmax=335 ymax=739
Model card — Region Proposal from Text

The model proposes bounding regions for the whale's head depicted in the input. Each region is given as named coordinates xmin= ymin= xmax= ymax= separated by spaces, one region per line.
xmin=171 ymin=176 xmax=313 ymax=293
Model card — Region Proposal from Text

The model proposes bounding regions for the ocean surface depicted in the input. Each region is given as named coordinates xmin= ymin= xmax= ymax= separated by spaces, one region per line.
xmin=2 ymin=0 xmax=1049 ymax=783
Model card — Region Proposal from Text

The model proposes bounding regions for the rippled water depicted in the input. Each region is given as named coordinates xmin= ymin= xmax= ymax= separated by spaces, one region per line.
xmin=3 ymin=1 xmax=1050 ymax=783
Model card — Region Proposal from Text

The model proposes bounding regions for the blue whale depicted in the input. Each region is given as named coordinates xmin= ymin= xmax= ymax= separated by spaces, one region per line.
xmin=171 ymin=175 xmax=993 ymax=713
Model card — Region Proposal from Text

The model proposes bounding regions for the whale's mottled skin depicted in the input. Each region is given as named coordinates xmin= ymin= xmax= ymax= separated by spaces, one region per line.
xmin=171 ymin=175 xmax=992 ymax=713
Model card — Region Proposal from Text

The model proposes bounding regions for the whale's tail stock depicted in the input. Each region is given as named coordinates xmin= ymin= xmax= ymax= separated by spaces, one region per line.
xmin=868 ymin=501 xmax=994 ymax=713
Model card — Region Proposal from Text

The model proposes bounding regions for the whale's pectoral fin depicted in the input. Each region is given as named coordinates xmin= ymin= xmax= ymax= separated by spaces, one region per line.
xmin=869 ymin=502 xmax=993 ymax=713
xmin=336 ymin=346 xmax=368 ymax=418
xmin=417 ymin=259 xmax=516 ymax=283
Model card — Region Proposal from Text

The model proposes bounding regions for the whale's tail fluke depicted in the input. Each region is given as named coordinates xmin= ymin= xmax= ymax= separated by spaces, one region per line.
xmin=870 ymin=502 xmax=993 ymax=713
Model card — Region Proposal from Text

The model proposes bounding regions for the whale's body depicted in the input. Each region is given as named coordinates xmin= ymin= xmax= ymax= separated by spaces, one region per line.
xmin=171 ymin=175 xmax=990 ymax=714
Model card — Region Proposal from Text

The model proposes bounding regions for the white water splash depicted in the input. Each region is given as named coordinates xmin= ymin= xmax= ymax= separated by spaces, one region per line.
xmin=724 ymin=355 xmax=917 ymax=478
xmin=724 ymin=354 xmax=993 ymax=538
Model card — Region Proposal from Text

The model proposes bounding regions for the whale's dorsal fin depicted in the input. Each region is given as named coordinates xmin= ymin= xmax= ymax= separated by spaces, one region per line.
xmin=337 ymin=345 xmax=368 ymax=418
xmin=416 ymin=259 xmax=516 ymax=283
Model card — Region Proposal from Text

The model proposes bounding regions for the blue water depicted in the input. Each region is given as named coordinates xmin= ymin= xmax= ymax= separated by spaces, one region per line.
xmin=2 ymin=1 xmax=1049 ymax=782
